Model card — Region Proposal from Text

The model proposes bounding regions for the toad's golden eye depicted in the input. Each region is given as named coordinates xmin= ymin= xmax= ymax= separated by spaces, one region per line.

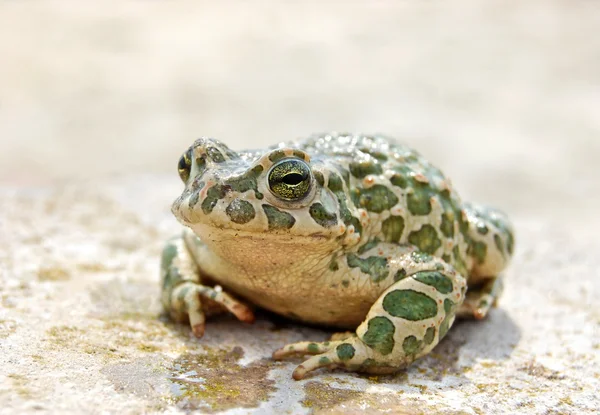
xmin=178 ymin=149 xmax=192 ymax=183
xmin=268 ymin=159 xmax=312 ymax=201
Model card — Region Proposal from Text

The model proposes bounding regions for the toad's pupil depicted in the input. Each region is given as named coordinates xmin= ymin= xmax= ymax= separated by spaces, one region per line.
xmin=283 ymin=173 xmax=305 ymax=185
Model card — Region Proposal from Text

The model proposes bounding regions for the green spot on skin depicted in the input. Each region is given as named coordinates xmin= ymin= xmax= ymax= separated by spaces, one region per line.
xmin=381 ymin=215 xmax=405 ymax=242
xmin=394 ymin=269 xmax=407 ymax=282
xmin=268 ymin=150 xmax=286 ymax=162
xmin=390 ymin=174 xmax=408 ymax=189
xmin=346 ymin=254 xmax=389 ymax=283
xmin=361 ymin=316 xmax=395 ymax=355
xmin=319 ymin=356 xmax=331 ymax=365
xmin=424 ymin=327 xmax=436 ymax=345
xmin=440 ymin=211 xmax=455 ymax=238
xmin=411 ymin=251 xmax=433 ymax=263
xmin=293 ymin=150 xmax=306 ymax=159
xmin=358 ymin=238 xmax=380 ymax=254
xmin=469 ymin=241 xmax=488 ymax=265
xmin=458 ymin=211 xmax=470 ymax=240
xmin=453 ymin=246 xmax=468 ymax=276
xmin=439 ymin=299 xmax=455 ymax=339
xmin=201 ymin=185 xmax=227 ymax=214
xmin=413 ymin=271 xmax=454 ymax=294
xmin=327 ymin=173 xmax=344 ymax=192
xmin=228 ymin=166 xmax=264 ymax=195
xmin=407 ymin=185 xmax=433 ymax=216
xmin=336 ymin=343 xmax=355 ymax=361
xmin=494 ymin=234 xmax=505 ymax=256
xmin=351 ymin=185 xmax=399 ymax=213
xmin=341 ymin=280 xmax=349 ymax=287
xmin=506 ymin=232 xmax=514 ymax=255
xmin=382 ymin=289 xmax=438 ymax=321
xmin=188 ymin=190 xmax=201 ymax=208
xmin=207 ymin=147 xmax=225 ymax=163
xmin=359 ymin=147 xmax=388 ymax=161
xmin=362 ymin=358 xmax=376 ymax=367
xmin=307 ymin=343 xmax=319 ymax=353
xmin=347 ymin=216 xmax=363 ymax=236
xmin=408 ymin=225 xmax=442 ymax=255
xmin=349 ymin=160 xmax=383 ymax=178
xmin=262 ymin=205 xmax=295 ymax=230
xmin=314 ymin=171 xmax=325 ymax=187
xmin=477 ymin=223 xmax=489 ymax=235
xmin=309 ymin=203 xmax=337 ymax=228
xmin=339 ymin=168 xmax=351 ymax=187
xmin=225 ymin=199 xmax=256 ymax=224
xmin=161 ymin=243 xmax=178 ymax=268
xmin=329 ymin=256 xmax=339 ymax=272
xmin=327 ymin=174 xmax=362 ymax=236
xmin=402 ymin=335 xmax=423 ymax=356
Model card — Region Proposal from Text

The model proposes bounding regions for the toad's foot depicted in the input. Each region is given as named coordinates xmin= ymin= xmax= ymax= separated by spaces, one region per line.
xmin=170 ymin=282 xmax=255 ymax=337
xmin=456 ymin=276 xmax=503 ymax=320
xmin=160 ymin=234 xmax=255 ymax=337
xmin=273 ymin=250 xmax=466 ymax=379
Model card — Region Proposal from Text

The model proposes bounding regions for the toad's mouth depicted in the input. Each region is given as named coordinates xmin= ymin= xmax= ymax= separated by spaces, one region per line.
xmin=188 ymin=222 xmax=332 ymax=243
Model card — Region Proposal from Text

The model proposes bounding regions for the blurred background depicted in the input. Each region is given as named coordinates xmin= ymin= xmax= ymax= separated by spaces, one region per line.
xmin=1 ymin=0 xmax=599 ymax=217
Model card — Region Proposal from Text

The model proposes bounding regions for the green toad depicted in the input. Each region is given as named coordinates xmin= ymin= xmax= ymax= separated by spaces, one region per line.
xmin=161 ymin=133 xmax=514 ymax=379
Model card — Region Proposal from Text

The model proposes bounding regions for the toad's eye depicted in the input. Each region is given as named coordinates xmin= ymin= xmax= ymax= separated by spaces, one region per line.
xmin=178 ymin=149 xmax=192 ymax=183
xmin=268 ymin=159 xmax=312 ymax=201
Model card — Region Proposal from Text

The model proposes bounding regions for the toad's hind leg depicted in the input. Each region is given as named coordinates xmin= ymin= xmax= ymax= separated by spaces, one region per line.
xmin=160 ymin=233 xmax=254 ymax=337
xmin=273 ymin=251 xmax=467 ymax=379
xmin=464 ymin=203 xmax=515 ymax=281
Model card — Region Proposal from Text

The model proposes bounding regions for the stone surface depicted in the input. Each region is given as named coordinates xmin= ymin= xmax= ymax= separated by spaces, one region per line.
xmin=1 ymin=1 xmax=599 ymax=414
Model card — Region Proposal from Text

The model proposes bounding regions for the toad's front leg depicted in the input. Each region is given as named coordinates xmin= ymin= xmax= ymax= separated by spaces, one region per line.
xmin=160 ymin=232 xmax=255 ymax=337
xmin=273 ymin=250 xmax=466 ymax=379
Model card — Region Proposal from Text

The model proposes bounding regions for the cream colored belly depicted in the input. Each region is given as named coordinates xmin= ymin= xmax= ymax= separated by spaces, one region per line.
xmin=220 ymin=274 xmax=379 ymax=329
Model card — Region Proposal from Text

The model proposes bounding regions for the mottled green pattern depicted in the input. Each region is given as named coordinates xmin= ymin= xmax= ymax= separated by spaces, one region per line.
xmin=440 ymin=211 xmax=455 ymax=238
xmin=226 ymin=199 xmax=256 ymax=224
xmin=327 ymin=172 xmax=363 ymax=236
xmin=361 ymin=316 xmax=395 ymax=355
xmin=407 ymin=184 xmax=433 ymax=216
xmin=349 ymin=160 xmax=383 ymax=178
xmin=346 ymin=254 xmax=389 ymax=282
xmin=201 ymin=185 xmax=227 ymax=214
xmin=439 ymin=299 xmax=455 ymax=339
xmin=309 ymin=203 xmax=337 ymax=228
xmin=336 ymin=343 xmax=356 ymax=361
xmin=381 ymin=215 xmax=404 ymax=242
xmin=394 ymin=269 xmax=407 ymax=282
xmin=382 ymin=289 xmax=438 ymax=321
xmin=469 ymin=241 xmax=488 ymax=265
xmin=268 ymin=150 xmax=286 ymax=162
xmin=262 ymin=205 xmax=296 ymax=230
xmin=424 ymin=327 xmax=436 ymax=345
xmin=357 ymin=238 xmax=379 ymax=254
xmin=413 ymin=271 xmax=453 ymax=294
xmin=408 ymin=225 xmax=442 ymax=254
xmin=402 ymin=335 xmax=423 ymax=356
xmin=351 ymin=185 xmax=399 ymax=213
xmin=307 ymin=343 xmax=319 ymax=353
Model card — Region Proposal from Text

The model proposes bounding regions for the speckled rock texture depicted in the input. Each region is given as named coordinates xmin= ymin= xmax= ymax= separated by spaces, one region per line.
xmin=1 ymin=1 xmax=599 ymax=414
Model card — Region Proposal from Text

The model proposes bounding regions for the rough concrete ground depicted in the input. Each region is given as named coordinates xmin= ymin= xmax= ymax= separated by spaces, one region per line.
xmin=1 ymin=1 xmax=599 ymax=414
